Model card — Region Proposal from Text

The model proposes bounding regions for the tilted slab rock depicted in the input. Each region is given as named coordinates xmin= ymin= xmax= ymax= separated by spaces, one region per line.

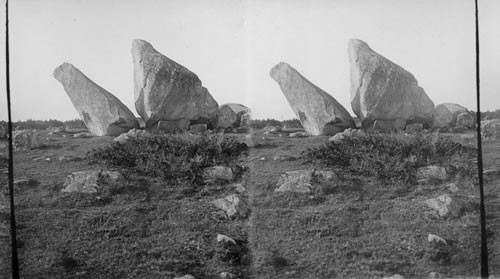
xmin=349 ymin=39 xmax=435 ymax=130
xmin=132 ymin=39 xmax=218 ymax=129
xmin=270 ymin=62 xmax=355 ymax=136
xmin=433 ymin=103 xmax=468 ymax=128
xmin=54 ymin=63 xmax=139 ymax=136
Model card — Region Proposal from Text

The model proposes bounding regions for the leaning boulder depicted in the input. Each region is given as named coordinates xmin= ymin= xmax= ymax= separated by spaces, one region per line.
xmin=132 ymin=39 xmax=218 ymax=129
xmin=348 ymin=39 xmax=435 ymax=131
xmin=53 ymin=63 xmax=139 ymax=136
xmin=270 ymin=62 xmax=355 ymax=136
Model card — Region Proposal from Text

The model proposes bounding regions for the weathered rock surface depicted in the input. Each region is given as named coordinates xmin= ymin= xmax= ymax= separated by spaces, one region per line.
xmin=275 ymin=169 xmax=340 ymax=193
xmin=61 ymin=170 xmax=124 ymax=194
xmin=428 ymin=234 xmax=447 ymax=245
xmin=53 ymin=63 xmax=139 ymax=136
xmin=424 ymin=194 xmax=468 ymax=218
xmin=270 ymin=62 xmax=355 ymax=136
xmin=212 ymin=194 xmax=250 ymax=218
xmin=202 ymin=166 xmax=235 ymax=183
xmin=216 ymin=103 xmax=251 ymax=129
xmin=13 ymin=130 xmax=42 ymax=150
xmin=349 ymin=39 xmax=435 ymax=130
xmin=405 ymin=123 xmax=423 ymax=134
xmin=432 ymin=103 xmax=468 ymax=128
xmin=113 ymin=128 xmax=148 ymax=143
xmin=190 ymin=124 xmax=207 ymax=134
xmin=456 ymin=112 xmax=474 ymax=128
xmin=482 ymin=119 xmax=500 ymax=140
xmin=416 ymin=166 xmax=448 ymax=182
xmin=132 ymin=39 xmax=218 ymax=129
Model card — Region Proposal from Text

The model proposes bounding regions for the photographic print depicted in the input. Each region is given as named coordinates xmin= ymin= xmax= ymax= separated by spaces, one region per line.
xmin=1 ymin=0 xmax=499 ymax=278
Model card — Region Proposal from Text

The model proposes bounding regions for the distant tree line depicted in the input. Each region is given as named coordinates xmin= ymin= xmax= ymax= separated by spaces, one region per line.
xmin=5 ymin=119 xmax=87 ymax=131
xmin=249 ymin=118 xmax=302 ymax=129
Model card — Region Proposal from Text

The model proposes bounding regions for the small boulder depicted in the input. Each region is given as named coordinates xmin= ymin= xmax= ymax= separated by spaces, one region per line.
xmin=216 ymin=234 xmax=237 ymax=245
xmin=481 ymin=119 xmax=500 ymax=140
xmin=383 ymin=275 xmax=405 ymax=279
xmin=416 ymin=166 xmax=448 ymax=182
xmin=61 ymin=170 xmax=124 ymax=194
xmin=328 ymin=132 xmax=345 ymax=143
xmin=219 ymin=272 xmax=237 ymax=279
xmin=190 ymin=124 xmax=207 ymax=135
xmin=273 ymin=155 xmax=297 ymax=162
xmin=113 ymin=128 xmax=147 ymax=143
xmin=433 ymin=103 xmax=468 ymax=128
xmin=428 ymin=234 xmax=447 ymax=245
xmin=216 ymin=104 xmax=251 ymax=129
xmin=202 ymin=166 xmax=235 ymax=183
xmin=423 ymin=194 xmax=467 ymax=218
xmin=275 ymin=169 xmax=340 ymax=193
xmin=456 ymin=112 xmax=474 ymax=128
xmin=428 ymin=272 xmax=446 ymax=278
xmin=157 ymin=119 xmax=190 ymax=132
xmin=73 ymin=132 xmax=93 ymax=138
xmin=405 ymin=123 xmax=423 ymax=134
xmin=174 ymin=275 xmax=195 ymax=279
xmin=289 ymin=132 xmax=308 ymax=138
xmin=12 ymin=130 xmax=36 ymax=150
xmin=212 ymin=194 xmax=250 ymax=218
xmin=58 ymin=155 xmax=83 ymax=162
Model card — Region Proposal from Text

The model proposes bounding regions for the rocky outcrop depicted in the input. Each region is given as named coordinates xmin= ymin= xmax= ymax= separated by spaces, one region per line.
xmin=132 ymin=39 xmax=219 ymax=129
xmin=348 ymin=39 xmax=435 ymax=131
xmin=215 ymin=103 xmax=251 ymax=129
xmin=275 ymin=169 xmax=340 ymax=193
xmin=433 ymin=103 xmax=468 ymax=128
xmin=270 ymin=62 xmax=355 ymax=136
xmin=61 ymin=170 xmax=124 ymax=194
xmin=53 ymin=63 xmax=139 ymax=136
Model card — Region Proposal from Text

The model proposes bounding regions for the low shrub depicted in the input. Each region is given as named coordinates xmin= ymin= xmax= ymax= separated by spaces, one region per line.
xmin=301 ymin=133 xmax=477 ymax=183
xmin=86 ymin=134 xmax=248 ymax=184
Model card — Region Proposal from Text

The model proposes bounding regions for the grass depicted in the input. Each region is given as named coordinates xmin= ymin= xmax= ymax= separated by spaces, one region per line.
xmin=86 ymin=133 xmax=248 ymax=185
xmin=2 ymin=128 xmax=492 ymax=278
xmin=301 ymin=132 xmax=477 ymax=184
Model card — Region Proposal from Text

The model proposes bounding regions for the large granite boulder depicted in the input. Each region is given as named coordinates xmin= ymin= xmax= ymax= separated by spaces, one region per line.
xmin=348 ymin=39 xmax=435 ymax=131
xmin=53 ymin=63 xmax=139 ymax=136
xmin=270 ymin=62 xmax=355 ymax=136
xmin=215 ymin=103 xmax=251 ymax=129
xmin=432 ymin=103 xmax=468 ymax=128
xmin=132 ymin=39 xmax=219 ymax=129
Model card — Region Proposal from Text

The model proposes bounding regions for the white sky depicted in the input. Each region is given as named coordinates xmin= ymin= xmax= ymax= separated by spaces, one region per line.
xmin=0 ymin=0 xmax=498 ymax=121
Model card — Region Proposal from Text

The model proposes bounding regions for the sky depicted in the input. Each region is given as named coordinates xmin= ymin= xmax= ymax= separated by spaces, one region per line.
xmin=0 ymin=0 xmax=498 ymax=121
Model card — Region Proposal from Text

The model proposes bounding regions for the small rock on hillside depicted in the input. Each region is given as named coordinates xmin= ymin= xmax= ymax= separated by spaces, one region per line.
xmin=275 ymin=169 xmax=340 ymax=193
xmin=61 ymin=170 xmax=124 ymax=194
xmin=212 ymin=194 xmax=250 ymax=218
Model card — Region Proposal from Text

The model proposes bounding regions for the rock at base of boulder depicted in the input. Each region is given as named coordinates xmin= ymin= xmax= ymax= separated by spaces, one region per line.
xmin=202 ymin=166 xmax=235 ymax=183
xmin=456 ymin=112 xmax=474 ymax=128
xmin=405 ymin=123 xmax=423 ymax=134
xmin=156 ymin=119 xmax=190 ymax=132
xmin=190 ymin=124 xmax=207 ymax=134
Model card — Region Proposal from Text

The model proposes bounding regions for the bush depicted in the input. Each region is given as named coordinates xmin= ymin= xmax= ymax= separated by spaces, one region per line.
xmin=86 ymin=134 xmax=248 ymax=184
xmin=301 ymin=133 xmax=477 ymax=183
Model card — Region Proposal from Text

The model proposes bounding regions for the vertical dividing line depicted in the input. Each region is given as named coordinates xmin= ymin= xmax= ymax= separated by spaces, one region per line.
xmin=475 ymin=0 xmax=489 ymax=277
xmin=5 ymin=0 xmax=20 ymax=278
